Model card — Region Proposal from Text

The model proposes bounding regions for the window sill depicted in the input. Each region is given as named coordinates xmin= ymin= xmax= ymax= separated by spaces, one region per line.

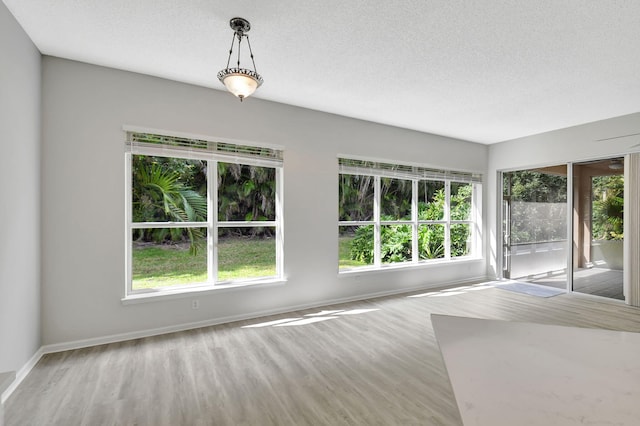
xmin=122 ymin=278 xmax=287 ymax=305
xmin=338 ymin=256 xmax=484 ymax=277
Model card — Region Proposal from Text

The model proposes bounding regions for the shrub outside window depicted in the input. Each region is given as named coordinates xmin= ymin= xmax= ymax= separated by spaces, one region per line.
xmin=126 ymin=131 xmax=283 ymax=295
xmin=338 ymin=158 xmax=482 ymax=271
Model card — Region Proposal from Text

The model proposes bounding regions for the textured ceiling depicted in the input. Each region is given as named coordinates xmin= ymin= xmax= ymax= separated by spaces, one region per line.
xmin=4 ymin=0 xmax=640 ymax=144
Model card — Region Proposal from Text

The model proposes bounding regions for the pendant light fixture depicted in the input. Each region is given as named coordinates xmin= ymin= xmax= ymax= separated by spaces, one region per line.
xmin=217 ymin=17 xmax=263 ymax=102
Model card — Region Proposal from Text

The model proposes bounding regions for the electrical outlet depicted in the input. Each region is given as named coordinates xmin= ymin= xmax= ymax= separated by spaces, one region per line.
xmin=191 ymin=299 xmax=199 ymax=310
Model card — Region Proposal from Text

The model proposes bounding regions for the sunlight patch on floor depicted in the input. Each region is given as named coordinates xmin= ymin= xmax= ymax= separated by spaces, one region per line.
xmin=334 ymin=308 xmax=379 ymax=315
xmin=242 ymin=308 xmax=380 ymax=328
xmin=241 ymin=318 xmax=302 ymax=328
xmin=274 ymin=317 xmax=339 ymax=326
xmin=430 ymin=291 xmax=467 ymax=297
xmin=305 ymin=310 xmax=345 ymax=317
xmin=408 ymin=283 xmax=496 ymax=298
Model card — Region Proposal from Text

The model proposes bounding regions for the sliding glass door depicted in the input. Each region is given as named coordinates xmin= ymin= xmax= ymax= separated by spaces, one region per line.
xmin=571 ymin=158 xmax=624 ymax=300
xmin=502 ymin=165 xmax=568 ymax=288
xmin=500 ymin=157 xmax=627 ymax=302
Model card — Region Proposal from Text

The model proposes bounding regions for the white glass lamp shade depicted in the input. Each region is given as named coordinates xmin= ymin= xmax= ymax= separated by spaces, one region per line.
xmin=217 ymin=68 xmax=263 ymax=101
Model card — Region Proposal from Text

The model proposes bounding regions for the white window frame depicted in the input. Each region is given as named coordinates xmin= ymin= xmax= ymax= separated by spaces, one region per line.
xmin=338 ymin=158 xmax=482 ymax=271
xmin=125 ymin=130 xmax=284 ymax=297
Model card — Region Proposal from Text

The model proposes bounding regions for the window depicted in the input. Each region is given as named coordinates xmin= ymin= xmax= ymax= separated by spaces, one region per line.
xmin=338 ymin=158 xmax=482 ymax=271
xmin=125 ymin=131 xmax=283 ymax=295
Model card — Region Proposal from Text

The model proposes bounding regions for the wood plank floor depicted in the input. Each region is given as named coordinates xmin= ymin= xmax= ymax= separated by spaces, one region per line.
xmin=530 ymin=268 xmax=625 ymax=300
xmin=6 ymin=282 xmax=640 ymax=426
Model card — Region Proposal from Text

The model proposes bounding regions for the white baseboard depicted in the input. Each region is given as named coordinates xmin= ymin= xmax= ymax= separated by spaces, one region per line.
xmin=1 ymin=347 xmax=43 ymax=405
xmin=3 ymin=275 xmax=488 ymax=403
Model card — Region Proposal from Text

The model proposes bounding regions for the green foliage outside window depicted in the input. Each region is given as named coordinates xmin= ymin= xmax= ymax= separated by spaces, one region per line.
xmin=348 ymin=185 xmax=472 ymax=264
xmin=504 ymin=170 xmax=624 ymax=243
xmin=132 ymin=156 xmax=277 ymax=255
xmin=132 ymin=155 xmax=207 ymax=254
xmin=505 ymin=171 xmax=567 ymax=245
xmin=592 ymin=175 xmax=624 ymax=240
xmin=217 ymin=162 xmax=276 ymax=223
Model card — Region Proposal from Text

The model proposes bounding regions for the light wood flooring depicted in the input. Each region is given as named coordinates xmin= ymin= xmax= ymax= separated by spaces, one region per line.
xmin=528 ymin=268 xmax=624 ymax=300
xmin=6 ymin=282 xmax=640 ymax=426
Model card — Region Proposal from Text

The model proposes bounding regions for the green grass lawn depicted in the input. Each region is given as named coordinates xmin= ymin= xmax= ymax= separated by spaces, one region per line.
xmin=133 ymin=245 xmax=207 ymax=289
xmin=218 ymin=236 xmax=276 ymax=280
xmin=133 ymin=235 xmax=367 ymax=289
xmin=339 ymin=236 xmax=368 ymax=269
xmin=132 ymin=236 xmax=276 ymax=289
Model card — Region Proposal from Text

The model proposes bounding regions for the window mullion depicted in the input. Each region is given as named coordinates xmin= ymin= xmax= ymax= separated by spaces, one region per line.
xmin=131 ymin=221 xmax=205 ymax=229
xmin=218 ymin=221 xmax=278 ymax=227
xmin=472 ymin=182 xmax=481 ymax=258
xmin=444 ymin=180 xmax=451 ymax=259
xmin=412 ymin=179 xmax=419 ymax=263
xmin=374 ymin=176 xmax=381 ymax=266
xmin=125 ymin=153 xmax=133 ymax=295
xmin=209 ymin=160 xmax=217 ymax=284
xmin=275 ymin=167 xmax=284 ymax=278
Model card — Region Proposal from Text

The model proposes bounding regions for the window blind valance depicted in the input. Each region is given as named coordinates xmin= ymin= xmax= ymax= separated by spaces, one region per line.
xmin=338 ymin=158 xmax=482 ymax=183
xmin=126 ymin=132 xmax=283 ymax=167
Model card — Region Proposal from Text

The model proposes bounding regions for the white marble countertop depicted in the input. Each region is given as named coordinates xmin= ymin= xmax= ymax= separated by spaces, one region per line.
xmin=432 ymin=314 xmax=640 ymax=426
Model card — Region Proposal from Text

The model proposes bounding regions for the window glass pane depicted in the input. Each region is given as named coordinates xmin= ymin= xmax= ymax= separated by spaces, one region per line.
xmin=418 ymin=180 xmax=445 ymax=220
xmin=132 ymin=155 xmax=207 ymax=223
xmin=451 ymin=223 xmax=471 ymax=257
xmin=418 ymin=224 xmax=445 ymax=260
xmin=451 ymin=183 xmax=473 ymax=221
xmin=451 ymin=182 xmax=473 ymax=220
xmin=381 ymin=224 xmax=412 ymax=264
xmin=339 ymin=174 xmax=374 ymax=221
xmin=218 ymin=163 xmax=276 ymax=221
xmin=217 ymin=227 xmax=276 ymax=281
xmin=132 ymin=227 xmax=207 ymax=290
xmin=592 ymin=175 xmax=624 ymax=240
xmin=509 ymin=171 xmax=567 ymax=244
xmin=380 ymin=178 xmax=412 ymax=220
xmin=339 ymin=225 xmax=375 ymax=269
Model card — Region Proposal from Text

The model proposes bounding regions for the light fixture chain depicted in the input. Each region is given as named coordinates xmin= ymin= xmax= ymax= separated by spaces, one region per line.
xmin=225 ymin=33 xmax=236 ymax=69
xmin=246 ymin=35 xmax=258 ymax=75
xmin=236 ymin=32 xmax=243 ymax=68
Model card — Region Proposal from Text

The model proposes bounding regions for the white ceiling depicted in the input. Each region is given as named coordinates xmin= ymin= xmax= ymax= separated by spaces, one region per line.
xmin=4 ymin=0 xmax=640 ymax=144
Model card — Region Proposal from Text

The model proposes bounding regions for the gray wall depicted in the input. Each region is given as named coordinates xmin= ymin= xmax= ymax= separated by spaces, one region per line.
xmin=41 ymin=57 xmax=488 ymax=346
xmin=0 ymin=3 xmax=41 ymax=373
